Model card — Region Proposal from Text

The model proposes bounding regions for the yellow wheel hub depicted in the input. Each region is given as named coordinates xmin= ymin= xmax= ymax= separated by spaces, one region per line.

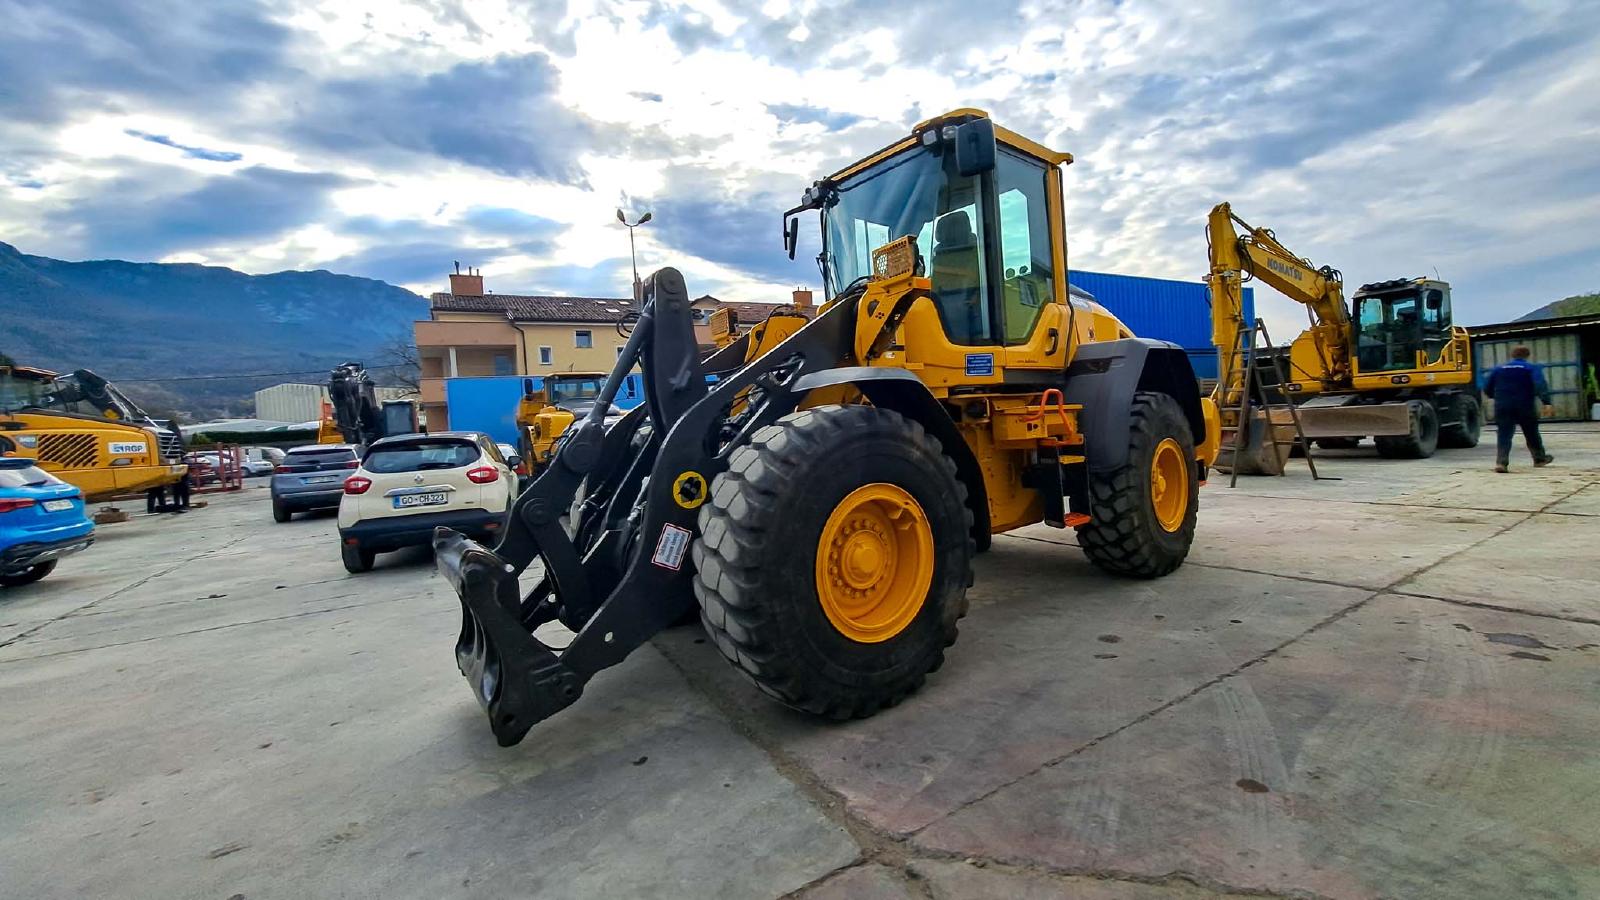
xmin=815 ymin=483 xmax=934 ymax=644
xmin=1150 ymin=437 xmax=1189 ymax=533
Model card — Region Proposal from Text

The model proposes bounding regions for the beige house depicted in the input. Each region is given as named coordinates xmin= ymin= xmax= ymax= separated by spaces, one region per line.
xmin=415 ymin=269 xmax=814 ymax=429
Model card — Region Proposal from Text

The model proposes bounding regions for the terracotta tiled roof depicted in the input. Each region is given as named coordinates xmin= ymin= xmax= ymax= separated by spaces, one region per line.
xmin=431 ymin=292 xmax=634 ymax=323
xmin=432 ymin=292 xmax=812 ymax=324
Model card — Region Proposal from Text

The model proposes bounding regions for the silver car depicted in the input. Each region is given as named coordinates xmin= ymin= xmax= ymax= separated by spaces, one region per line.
xmin=270 ymin=444 xmax=359 ymax=522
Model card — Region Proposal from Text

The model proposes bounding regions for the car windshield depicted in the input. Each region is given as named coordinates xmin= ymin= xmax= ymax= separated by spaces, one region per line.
xmin=550 ymin=378 xmax=602 ymax=404
xmin=364 ymin=440 xmax=478 ymax=474
xmin=821 ymin=145 xmax=970 ymax=296
xmin=0 ymin=464 xmax=55 ymax=488
xmin=281 ymin=448 xmax=357 ymax=469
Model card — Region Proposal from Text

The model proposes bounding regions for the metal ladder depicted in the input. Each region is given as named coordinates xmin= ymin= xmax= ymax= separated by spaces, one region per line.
xmin=1224 ymin=318 xmax=1328 ymax=487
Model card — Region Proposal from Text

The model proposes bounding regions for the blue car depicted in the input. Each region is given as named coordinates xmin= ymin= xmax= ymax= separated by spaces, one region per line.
xmin=1 ymin=458 xmax=94 ymax=587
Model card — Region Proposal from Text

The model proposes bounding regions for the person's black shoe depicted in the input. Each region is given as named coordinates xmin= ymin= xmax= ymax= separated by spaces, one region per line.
xmin=1535 ymin=455 xmax=1554 ymax=467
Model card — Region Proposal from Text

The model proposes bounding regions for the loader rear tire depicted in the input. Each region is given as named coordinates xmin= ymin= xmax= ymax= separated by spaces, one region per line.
xmin=692 ymin=405 xmax=973 ymax=719
xmin=1077 ymin=391 xmax=1198 ymax=579
xmin=1375 ymin=400 xmax=1439 ymax=459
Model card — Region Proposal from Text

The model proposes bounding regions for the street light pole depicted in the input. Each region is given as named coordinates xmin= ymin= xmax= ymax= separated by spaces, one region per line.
xmin=616 ymin=209 xmax=653 ymax=302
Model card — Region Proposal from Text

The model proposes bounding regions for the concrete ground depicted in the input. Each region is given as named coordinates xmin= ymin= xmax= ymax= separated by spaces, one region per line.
xmin=2 ymin=426 xmax=1597 ymax=899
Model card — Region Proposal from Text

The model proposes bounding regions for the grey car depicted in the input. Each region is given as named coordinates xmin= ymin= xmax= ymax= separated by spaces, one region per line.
xmin=270 ymin=444 xmax=359 ymax=522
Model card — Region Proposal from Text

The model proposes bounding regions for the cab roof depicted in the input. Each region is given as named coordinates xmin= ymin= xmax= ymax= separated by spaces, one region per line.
xmin=828 ymin=108 xmax=1072 ymax=183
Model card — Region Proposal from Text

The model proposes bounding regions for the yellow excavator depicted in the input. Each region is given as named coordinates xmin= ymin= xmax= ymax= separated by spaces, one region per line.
xmin=439 ymin=110 xmax=1220 ymax=746
xmin=1206 ymin=203 xmax=1478 ymax=473
xmin=0 ymin=365 xmax=187 ymax=501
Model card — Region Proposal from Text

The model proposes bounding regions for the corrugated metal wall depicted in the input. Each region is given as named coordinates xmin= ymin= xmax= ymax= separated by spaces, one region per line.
xmin=1068 ymin=270 xmax=1253 ymax=352
xmin=254 ymin=382 xmax=416 ymax=423
xmin=254 ymin=383 xmax=325 ymax=423
xmin=1474 ymin=333 xmax=1587 ymax=421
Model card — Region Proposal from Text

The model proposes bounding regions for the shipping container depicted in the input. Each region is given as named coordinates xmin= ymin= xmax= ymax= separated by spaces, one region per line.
xmin=1068 ymin=270 xmax=1253 ymax=353
xmin=444 ymin=374 xmax=646 ymax=446
xmin=1474 ymin=334 xmax=1586 ymax=421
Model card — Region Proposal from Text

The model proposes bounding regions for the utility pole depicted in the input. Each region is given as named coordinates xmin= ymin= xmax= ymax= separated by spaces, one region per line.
xmin=616 ymin=209 xmax=652 ymax=302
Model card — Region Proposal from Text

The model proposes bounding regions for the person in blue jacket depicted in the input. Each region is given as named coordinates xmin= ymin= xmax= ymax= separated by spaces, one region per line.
xmin=1483 ymin=346 xmax=1554 ymax=473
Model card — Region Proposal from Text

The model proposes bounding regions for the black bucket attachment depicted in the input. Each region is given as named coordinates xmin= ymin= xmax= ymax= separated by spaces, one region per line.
xmin=437 ymin=527 xmax=584 ymax=746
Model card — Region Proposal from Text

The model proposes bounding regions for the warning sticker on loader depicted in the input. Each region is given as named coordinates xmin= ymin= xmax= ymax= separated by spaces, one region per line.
xmin=651 ymin=523 xmax=692 ymax=571
xmin=965 ymin=353 xmax=994 ymax=376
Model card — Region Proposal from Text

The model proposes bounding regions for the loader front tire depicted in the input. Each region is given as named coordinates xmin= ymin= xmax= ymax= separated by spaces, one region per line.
xmin=1077 ymin=391 xmax=1198 ymax=579
xmin=692 ymin=405 xmax=973 ymax=719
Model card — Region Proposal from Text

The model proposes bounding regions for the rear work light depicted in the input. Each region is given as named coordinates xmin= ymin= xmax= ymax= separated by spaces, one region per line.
xmin=0 ymin=497 xmax=38 ymax=514
xmin=466 ymin=466 xmax=499 ymax=484
xmin=344 ymin=476 xmax=372 ymax=495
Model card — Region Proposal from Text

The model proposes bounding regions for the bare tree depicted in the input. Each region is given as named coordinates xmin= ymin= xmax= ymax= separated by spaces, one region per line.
xmin=375 ymin=334 xmax=421 ymax=394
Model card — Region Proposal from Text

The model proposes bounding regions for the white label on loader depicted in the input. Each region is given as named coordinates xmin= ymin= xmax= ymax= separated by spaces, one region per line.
xmin=651 ymin=523 xmax=692 ymax=571
xmin=109 ymin=441 xmax=147 ymax=455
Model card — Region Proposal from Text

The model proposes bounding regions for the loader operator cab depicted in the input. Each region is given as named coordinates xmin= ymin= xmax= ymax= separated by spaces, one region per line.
xmin=1353 ymin=278 xmax=1453 ymax=373
xmin=807 ymin=114 xmax=1064 ymax=348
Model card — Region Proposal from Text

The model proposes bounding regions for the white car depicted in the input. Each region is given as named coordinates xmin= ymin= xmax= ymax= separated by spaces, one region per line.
xmin=335 ymin=432 xmax=518 ymax=573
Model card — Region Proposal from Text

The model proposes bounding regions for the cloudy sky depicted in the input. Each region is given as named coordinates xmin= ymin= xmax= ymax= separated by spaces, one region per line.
xmin=2 ymin=0 xmax=1598 ymax=333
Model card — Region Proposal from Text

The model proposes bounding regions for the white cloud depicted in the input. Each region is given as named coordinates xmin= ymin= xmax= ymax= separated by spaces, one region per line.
xmin=1 ymin=0 xmax=1597 ymax=335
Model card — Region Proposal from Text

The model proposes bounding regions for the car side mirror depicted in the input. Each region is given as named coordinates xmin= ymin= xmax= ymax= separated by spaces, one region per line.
xmin=505 ymin=454 xmax=523 ymax=469
xmin=954 ymin=118 xmax=996 ymax=177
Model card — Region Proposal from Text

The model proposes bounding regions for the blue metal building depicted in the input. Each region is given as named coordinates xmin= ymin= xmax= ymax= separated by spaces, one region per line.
xmin=443 ymin=374 xmax=645 ymax=446
xmin=1069 ymin=270 xmax=1252 ymax=380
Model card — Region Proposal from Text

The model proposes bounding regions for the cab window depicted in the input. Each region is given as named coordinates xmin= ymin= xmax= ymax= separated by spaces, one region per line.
xmin=993 ymin=150 xmax=1057 ymax=344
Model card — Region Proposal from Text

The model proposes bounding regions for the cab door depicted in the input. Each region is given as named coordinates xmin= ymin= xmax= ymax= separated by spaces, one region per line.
xmin=991 ymin=148 xmax=1067 ymax=374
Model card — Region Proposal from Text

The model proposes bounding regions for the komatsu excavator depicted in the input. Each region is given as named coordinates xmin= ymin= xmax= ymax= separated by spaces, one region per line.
xmin=439 ymin=111 xmax=1220 ymax=746
xmin=1206 ymin=203 xmax=1478 ymax=473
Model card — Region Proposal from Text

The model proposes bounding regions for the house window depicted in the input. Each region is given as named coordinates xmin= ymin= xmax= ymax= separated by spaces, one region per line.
xmin=575 ymin=329 xmax=593 ymax=348
xmin=493 ymin=353 xmax=513 ymax=376
xmin=538 ymin=346 xmax=553 ymax=366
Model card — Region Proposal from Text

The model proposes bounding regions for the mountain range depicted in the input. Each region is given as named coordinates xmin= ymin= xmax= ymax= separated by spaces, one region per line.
xmin=0 ymin=241 xmax=427 ymax=419
xmin=1515 ymin=291 xmax=1600 ymax=322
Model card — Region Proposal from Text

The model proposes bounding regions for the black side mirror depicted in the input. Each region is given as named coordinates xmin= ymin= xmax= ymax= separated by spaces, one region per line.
xmin=1425 ymin=290 xmax=1443 ymax=310
xmin=954 ymin=118 xmax=997 ymax=177
xmin=785 ymin=217 xmax=800 ymax=260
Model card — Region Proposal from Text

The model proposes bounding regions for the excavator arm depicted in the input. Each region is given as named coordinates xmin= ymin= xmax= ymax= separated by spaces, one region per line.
xmin=1206 ymin=203 xmax=1350 ymax=393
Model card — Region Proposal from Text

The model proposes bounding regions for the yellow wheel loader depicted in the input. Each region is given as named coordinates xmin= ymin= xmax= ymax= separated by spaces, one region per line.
xmin=1207 ymin=203 xmax=1478 ymax=473
xmin=439 ymin=111 xmax=1220 ymax=746
xmin=513 ymin=373 xmax=612 ymax=474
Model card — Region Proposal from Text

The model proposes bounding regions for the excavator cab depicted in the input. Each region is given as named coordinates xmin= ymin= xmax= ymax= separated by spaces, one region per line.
xmin=1352 ymin=278 xmax=1454 ymax=374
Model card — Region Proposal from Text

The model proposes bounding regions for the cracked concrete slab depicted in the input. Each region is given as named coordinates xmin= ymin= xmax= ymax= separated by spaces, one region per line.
xmin=1398 ymin=513 xmax=1600 ymax=622
xmin=916 ymin=594 xmax=1600 ymax=900
xmin=657 ymin=540 xmax=1368 ymax=835
xmin=0 ymin=493 xmax=857 ymax=900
